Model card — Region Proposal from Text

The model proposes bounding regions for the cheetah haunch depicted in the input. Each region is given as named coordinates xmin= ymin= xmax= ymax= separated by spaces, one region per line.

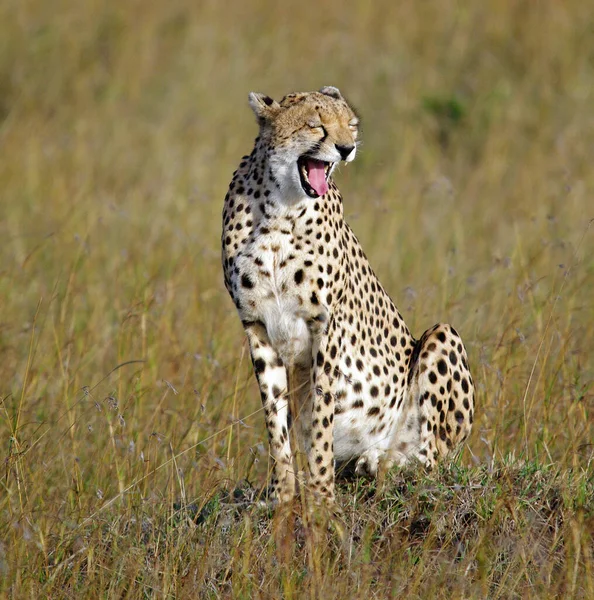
xmin=222 ymin=87 xmax=474 ymax=505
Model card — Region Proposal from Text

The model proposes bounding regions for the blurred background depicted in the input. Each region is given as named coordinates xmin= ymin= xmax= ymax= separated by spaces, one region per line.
xmin=1 ymin=0 xmax=593 ymax=593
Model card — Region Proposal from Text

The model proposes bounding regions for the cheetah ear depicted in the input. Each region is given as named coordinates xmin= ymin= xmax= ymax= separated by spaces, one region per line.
xmin=319 ymin=86 xmax=343 ymax=100
xmin=248 ymin=92 xmax=281 ymax=124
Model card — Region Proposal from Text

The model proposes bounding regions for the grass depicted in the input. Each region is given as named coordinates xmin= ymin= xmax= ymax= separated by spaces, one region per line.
xmin=1 ymin=0 xmax=593 ymax=597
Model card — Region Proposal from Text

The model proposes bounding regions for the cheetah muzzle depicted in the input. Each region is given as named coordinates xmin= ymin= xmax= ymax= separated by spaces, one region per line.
xmin=222 ymin=86 xmax=475 ymax=506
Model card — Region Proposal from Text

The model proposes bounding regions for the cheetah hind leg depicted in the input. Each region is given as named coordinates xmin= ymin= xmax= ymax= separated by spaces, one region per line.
xmin=399 ymin=323 xmax=475 ymax=470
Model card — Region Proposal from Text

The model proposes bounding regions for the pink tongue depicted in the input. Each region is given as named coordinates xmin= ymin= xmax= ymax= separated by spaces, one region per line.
xmin=306 ymin=159 xmax=328 ymax=196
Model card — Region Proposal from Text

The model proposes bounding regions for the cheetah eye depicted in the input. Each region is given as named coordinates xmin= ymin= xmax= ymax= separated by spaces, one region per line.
xmin=348 ymin=120 xmax=359 ymax=132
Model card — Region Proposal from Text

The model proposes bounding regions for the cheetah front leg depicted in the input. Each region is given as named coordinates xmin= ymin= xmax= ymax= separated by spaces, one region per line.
xmin=306 ymin=339 xmax=336 ymax=504
xmin=244 ymin=322 xmax=295 ymax=504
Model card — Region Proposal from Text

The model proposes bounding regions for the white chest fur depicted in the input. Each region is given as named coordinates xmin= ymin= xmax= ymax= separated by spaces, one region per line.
xmin=235 ymin=228 xmax=312 ymax=366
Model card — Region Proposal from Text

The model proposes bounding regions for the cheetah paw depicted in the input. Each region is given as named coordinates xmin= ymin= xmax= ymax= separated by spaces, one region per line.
xmin=354 ymin=449 xmax=384 ymax=477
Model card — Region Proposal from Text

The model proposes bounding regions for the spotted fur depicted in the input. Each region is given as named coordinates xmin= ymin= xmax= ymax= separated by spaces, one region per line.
xmin=222 ymin=87 xmax=474 ymax=504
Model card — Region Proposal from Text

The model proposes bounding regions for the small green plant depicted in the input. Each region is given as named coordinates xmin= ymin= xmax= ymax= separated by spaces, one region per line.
xmin=422 ymin=94 xmax=466 ymax=149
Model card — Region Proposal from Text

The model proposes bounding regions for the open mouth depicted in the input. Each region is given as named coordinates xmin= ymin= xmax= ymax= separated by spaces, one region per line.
xmin=297 ymin=157 xmax=333 ymax=198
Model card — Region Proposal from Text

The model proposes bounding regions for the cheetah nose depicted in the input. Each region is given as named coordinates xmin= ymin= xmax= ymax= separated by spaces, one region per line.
xmin=335 ymin=144 xmax=355 ymax=161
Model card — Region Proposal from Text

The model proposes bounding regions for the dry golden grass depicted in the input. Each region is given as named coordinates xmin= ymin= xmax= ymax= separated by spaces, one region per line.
xmin=1 ymin=0 xmax=593 ymax=598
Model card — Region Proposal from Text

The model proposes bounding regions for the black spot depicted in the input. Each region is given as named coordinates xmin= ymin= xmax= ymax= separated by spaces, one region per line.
xmin=437 ymin=331 xmax=446 ymax=343
xmin=454 ymin=410 xmax=464 ymax=424
xmin=241 ymin=274 xmax=253 ymax=289
xmin=461 ymin=378 xmax=469 ymax=393
xmin=449 ymin=350 xmax=458 ymax=366
xmin=437 ymin=359 xmax=447 ymax=376
xmin=428 ymin=371 xmax=437 ymax=384
xmin=367 ymin=406 xmax=380 ymax=416
xmin=254 ymin=359 xmax=266 ymax=374
xmin=294 ymin=269 xmax=304 ymax=284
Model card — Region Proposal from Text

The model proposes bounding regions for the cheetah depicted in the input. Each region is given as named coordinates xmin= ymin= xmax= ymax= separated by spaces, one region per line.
xmin=222 ymin=87 xmax=474 ymax=505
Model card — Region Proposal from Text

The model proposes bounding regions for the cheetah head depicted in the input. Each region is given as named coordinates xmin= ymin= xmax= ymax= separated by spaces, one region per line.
xmin=248 ymin=86 xmax=359 ymax=203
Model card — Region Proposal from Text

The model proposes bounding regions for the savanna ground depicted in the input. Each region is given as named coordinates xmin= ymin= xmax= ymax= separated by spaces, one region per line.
xmin=1 ymin=1 xmax=593 ymax=598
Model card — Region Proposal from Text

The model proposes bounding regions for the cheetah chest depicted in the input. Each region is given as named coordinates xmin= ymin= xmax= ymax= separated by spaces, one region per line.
xmin=234 ymin=228 xmax=317 ymax=366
